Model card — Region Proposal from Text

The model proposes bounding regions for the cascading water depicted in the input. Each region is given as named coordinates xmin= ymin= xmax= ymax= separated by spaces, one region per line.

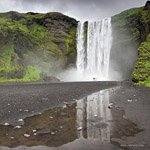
xmin=76 ymin=18 xmax=112 ymax=81
xmin=76 ymin=22 xmax=86 ymax=72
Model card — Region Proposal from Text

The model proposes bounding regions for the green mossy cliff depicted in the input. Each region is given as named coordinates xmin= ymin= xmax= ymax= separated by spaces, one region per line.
xmin=112 ymin=1 xmax=150 ymax=86
xmin=0 ymin=11 xmax=77 ymax=82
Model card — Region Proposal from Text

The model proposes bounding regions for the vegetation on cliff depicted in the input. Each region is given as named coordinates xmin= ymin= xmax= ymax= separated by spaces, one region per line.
xmin=132 ymin=34 xmax=150 ymax=86
xmin=112 ymin=1 xmax=150 ymax=86
xmin=0 ymin=11 xmax=77 ymax=82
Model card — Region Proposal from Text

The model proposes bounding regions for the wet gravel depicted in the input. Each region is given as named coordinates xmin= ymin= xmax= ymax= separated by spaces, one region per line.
xmin=0 ymin=81 xmax=118 ymax=125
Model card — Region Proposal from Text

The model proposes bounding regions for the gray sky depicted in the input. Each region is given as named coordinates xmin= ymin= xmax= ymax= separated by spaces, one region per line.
xmin=0 ymin=0 xmax=147 ymax=20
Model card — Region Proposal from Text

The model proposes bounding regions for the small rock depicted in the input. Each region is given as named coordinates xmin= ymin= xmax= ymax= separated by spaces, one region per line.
xmin=4 ymin=123 xmax=9 ymax=126
xmin=14 ymin=126 xmax=22 ymax=129
xmin=77 ymin=127 xmax=82 ymax=131
xmin=108 ymin=103 xmax=113 ymax=109
xmin=33 ymin=130 xmax=37 ymax=133
xmin=24 ymin=110 xmax=29 ymax=112
xmin=37 ymin=128 xmax=51 ymax=134
xmin=24 ymin=134 xmax=30 ymax=138
xmin=42 ymin=98 xmax=48 ymax=101
xmin=18 ymin=119 xmax=23 ymax=122
xmin=127 ymin=99 xmax=132 ymax=102
xmin=63 ymin=105 xmax=67 ymax=109
xmin=51 ymin=132 xmax=55 ymax=135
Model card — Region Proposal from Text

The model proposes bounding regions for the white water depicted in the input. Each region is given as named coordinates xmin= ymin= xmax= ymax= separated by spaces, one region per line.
xmin=76 ymin=18 xmax=112 ymax=81
xmin=76 ymin=22 xmax=86 ymax=72
xmin=57 ymin=18 xmax=112 ymax=81
xmin=76 ymin=89 xmax=112 ymax=141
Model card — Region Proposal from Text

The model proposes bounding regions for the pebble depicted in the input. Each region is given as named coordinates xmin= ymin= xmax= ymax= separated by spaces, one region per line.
xmin=33 ymin=130 xmax=37 ymax=133
xmin=108 ymin=103 xmax=113 ymax=109
xmin=18 ymin=119 xmax=23 ymax=122
xmin=24 ymin=110 xmax=29 ymax=112
xmin=24 ymin=134 xmax=30 ymax=138
xmin=63 ymin=102 xmax=68 ymax=104
xmin=51 ymin=132 xmax=55 ymax=135
xmin=127 ymin=99 xmax=133 ymax=102
xmin=4 ymin=123 xmax=9 ymax=126
xmin=15 ymin=126 xmax=22 ymax=129
xmin=77 ymin=127 xmax=82 ymax=131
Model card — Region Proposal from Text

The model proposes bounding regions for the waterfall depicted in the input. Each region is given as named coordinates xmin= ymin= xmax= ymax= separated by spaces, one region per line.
xmin=76 ymin=22 xmax=86 ymax=72
xmin=76 ymin=18 xmax=112 ymax=81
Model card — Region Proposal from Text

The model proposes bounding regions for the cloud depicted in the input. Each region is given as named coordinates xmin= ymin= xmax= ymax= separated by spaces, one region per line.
xmin=0 ymin=0 xmax=147 ymax=20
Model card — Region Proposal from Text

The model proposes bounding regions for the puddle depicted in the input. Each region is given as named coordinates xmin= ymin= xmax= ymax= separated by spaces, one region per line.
xmin=0 ymin=88 xmax=143 ymax=150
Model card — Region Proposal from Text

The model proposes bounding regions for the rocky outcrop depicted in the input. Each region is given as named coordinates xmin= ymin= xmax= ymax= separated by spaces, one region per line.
xmin=0 ymin=11 xmax=77 ymax=82
xmin=144 ymin=1 xmax=150 ymax=10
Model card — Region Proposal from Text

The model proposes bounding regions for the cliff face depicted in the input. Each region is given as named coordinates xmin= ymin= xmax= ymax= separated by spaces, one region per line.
xmin=0 ymin=11 xmax=77 ymax=82
xmin=111 ymin=3 xmax=150 ymax=86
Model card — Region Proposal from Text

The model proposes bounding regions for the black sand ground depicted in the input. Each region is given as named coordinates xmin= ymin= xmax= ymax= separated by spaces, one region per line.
xmin=0 ymin=81 xmax=150 ymax=150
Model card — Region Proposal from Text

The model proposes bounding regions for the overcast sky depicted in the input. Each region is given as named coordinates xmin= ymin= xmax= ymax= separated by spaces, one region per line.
xmin=0 ymin=0 xmax=147 ymax=21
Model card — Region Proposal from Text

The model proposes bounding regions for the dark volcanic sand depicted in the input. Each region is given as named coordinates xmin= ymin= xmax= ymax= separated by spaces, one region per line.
xmin=0 ymin=81 xmax=118 ymax=125
xmin=0 ymin=81 xmax=150 ymax=150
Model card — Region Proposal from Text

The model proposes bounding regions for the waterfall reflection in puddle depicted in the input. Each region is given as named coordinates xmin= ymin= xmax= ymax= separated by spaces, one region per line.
xmin=1 ymin=88 xmax=136 ymax=150
xmin=76 ymin=89 xmax=111 ymax=142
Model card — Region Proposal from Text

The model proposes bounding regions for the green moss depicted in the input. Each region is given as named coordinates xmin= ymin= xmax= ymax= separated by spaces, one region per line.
xmin=132 ymin=34 xmax=150 ymax=86
xmin=0 ymin=65 xmax=41 ymax=82
xmin=23 ymin=65 xmax=41 ymax=81
xmin=65 ymin=27 xmax=77 ymax=64
xmin=112 ymin=7 xmax=150 ymax=42
xmin=0 ymin=45 xmax=24 ymax=79
xmin=66 ymin=28 xmax=76 ymax=55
